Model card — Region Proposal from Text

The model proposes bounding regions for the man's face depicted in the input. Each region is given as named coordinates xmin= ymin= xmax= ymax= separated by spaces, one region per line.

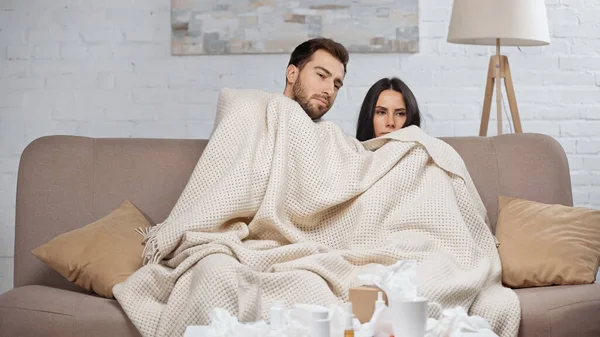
xmin=286 ymin=50 xmax=345 ymax=120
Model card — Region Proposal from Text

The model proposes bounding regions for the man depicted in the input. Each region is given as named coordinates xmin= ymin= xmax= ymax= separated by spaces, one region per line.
xmin=283 ymin=38 xmax=349 ymax=120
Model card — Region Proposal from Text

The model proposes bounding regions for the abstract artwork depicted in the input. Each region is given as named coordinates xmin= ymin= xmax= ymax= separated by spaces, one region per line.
xmin=171 ymin=0 xmax=419 ymax=55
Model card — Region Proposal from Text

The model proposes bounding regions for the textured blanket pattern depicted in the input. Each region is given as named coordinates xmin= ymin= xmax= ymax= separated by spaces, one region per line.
xmin=113 ymin=88 xmax=520 ymax=337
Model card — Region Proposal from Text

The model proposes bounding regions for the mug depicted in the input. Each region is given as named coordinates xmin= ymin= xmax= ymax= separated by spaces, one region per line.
xmin=389 ymin=297 xmax=428 ymax=337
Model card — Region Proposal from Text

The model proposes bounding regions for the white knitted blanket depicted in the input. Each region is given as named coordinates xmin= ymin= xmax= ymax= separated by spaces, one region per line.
xmin=113 ymin=88 xmax=520 ymax=337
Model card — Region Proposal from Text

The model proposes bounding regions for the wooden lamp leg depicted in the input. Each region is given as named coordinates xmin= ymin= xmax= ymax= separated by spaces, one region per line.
xmin=479 ymin=40 xmax=523 ymax=136
xmin=495 ymin=38 xmax=502 ymax=136
xmin=502 ymin=57 xmax=523 ymax=133
xmin=479 ymin=57 xmax=496 ymax=137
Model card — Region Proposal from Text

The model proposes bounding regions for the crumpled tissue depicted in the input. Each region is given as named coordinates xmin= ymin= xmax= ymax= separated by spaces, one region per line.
xmin=353 ymin=261 xmax=499 ymax=337
xmin=183 ymin=308 xmax=270 ymax=337
xmin=344 ymin=304 xmax=498 ymax=337
xmin=184 ymin=304 xmax=322 ymax=337
xmin=356 ymin=260 xmax=419 ymax=301
xmin=325 ymin=302 xmax=387 ymax=337
xmin=183 ymin=259 xmax=498 ymax=337
xmin=183 ymin=305 xmax=498 ymax=337
xmin=351 ymin=260 xmax=421 ymax=337
xmin=287 ymin=303 xmax=328 ymax=337
xmin=425 ymin=306 xmax=499 ymax=337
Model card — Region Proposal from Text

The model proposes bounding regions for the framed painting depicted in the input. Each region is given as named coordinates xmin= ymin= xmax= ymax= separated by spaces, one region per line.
xmin=171 ymin=0 xmax=419 ymax=55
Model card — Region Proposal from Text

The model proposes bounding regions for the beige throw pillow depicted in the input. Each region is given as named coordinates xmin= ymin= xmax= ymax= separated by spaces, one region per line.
xmin=496 ymin=196 xmax=600 ymax=288
xmin=32 ymin=200 xmax=151 ymax=298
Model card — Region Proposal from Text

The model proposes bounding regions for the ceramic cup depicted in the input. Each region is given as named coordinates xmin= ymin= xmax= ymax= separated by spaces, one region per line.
xmin=389 ymin=297 xmax=428 ymax=337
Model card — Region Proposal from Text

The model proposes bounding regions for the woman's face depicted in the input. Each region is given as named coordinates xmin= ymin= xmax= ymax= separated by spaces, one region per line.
xmin=373 ymin=89 xmax=407 ymax=137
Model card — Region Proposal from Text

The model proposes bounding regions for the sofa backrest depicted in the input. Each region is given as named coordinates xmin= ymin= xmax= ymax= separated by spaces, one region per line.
xmin=13 ymin=133 xmax=573 ymax=290
xmin=440 ymin=133 xmax=573 ymax=227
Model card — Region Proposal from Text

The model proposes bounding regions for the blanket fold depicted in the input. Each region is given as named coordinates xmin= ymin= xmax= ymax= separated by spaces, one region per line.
xmin=113 ymin=88 xmax=520 ymax=337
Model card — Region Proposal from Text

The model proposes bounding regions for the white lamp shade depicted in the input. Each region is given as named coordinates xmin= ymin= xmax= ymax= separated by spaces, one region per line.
xmin=447 ymin=0 xmax=550 ymax=46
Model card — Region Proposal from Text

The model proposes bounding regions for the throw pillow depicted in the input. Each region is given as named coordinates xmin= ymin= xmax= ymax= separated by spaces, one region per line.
xmin=31 ymin=200 xmax=152 ymax=298
xmin=496 ymin=195 xmax=600 ymax=288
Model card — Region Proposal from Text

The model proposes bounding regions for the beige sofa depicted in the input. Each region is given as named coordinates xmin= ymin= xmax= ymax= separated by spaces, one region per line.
xmin=0 ymin=133 xmax=599 ymax=336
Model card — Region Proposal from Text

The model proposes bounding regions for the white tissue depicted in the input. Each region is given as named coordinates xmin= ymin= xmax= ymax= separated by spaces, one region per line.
xmin=183 ymin=305 xmax=498 ymax=337
xmin=184 ymin=304 xmax=337 ymax=337
xmin=425 ymin=306 xmax=499 ymax=337
xmin=356 ymin=260 xmax=419 ymax=301
xmin=287 ymin=303 xmax=329 ymax=337
xmin=354 ymin=261 xmax=498 ymax=337
xmin=326 ymin=303 xmax=347 ymax=337
xmin=215 ymin=308 xmax=269 ymax=337
xmin=183 ymin=308 xmax=270 ymax=337
xmin=356 ymin=305 xmax=395 ymax=337
xmin=343 ymin=304 xmax=497 ymax=337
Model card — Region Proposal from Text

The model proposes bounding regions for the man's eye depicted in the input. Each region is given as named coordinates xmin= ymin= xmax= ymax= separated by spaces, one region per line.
xmin=317 ymin=73 xmax=325 ymax=78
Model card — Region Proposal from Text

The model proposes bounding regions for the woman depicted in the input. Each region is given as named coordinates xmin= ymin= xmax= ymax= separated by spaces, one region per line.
xmin=355 ymin=77 xmax=422 ymax=141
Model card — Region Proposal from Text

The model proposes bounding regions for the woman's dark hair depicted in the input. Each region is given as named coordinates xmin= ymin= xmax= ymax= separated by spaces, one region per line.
xmin=355 ymin=77 xmax=421 ymax=141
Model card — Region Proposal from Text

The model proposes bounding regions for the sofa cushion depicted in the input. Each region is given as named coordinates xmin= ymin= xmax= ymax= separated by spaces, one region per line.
xmin=516 ymin=283 xmax=600 ymax=337
xmin=0 ymin=285 xmax=141 ymax=337
xmin=496 ymin=196 xmax=600 ymax=288
xmin=31 ymin=200 xmax=151 ymax=298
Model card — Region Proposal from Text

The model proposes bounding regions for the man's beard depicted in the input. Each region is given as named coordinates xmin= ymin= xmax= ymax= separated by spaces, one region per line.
xmin=292 ymin=77 xmax=330 ymax=120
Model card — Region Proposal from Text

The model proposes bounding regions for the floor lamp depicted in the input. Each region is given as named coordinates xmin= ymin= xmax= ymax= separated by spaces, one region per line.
xmin=447 ymin=0 xmax=550 ymax=136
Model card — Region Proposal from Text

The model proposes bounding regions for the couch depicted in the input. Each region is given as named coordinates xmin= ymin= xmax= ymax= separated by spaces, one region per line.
xmin=0 ymin=133 xmax=599 ymax=337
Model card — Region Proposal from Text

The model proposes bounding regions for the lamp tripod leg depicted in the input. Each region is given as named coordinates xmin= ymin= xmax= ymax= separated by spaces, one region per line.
xmin=480 ymin=57 xmax=495 ymax=137
xmin=503 ymin=58 xmax=523 ymax=133
xmin=480 ymin=40 xmax=522 ymax=136
xmin=495 ymin=38 xmax=502 ymax=135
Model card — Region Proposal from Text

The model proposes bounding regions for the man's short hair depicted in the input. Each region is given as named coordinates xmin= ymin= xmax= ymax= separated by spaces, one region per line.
xmin=287 ymin=38 xmax=349 ymax=74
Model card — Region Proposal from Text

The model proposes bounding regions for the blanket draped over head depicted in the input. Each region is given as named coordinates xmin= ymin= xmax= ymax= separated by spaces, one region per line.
xmin=113 ymin=88 xmax=520 ymax=337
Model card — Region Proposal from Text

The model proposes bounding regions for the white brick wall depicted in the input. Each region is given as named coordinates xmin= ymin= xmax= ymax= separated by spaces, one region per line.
xmin=0 ymin=0 xmax=599 ymax=294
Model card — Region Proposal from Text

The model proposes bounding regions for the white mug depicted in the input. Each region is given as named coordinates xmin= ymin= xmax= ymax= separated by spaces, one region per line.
xmin=389 ymin=297 xmax=428 ymax=337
